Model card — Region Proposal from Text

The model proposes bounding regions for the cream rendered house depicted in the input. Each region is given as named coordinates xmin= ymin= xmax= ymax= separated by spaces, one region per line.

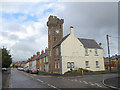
xmin=54 ymin=26 xmax=105 ymax=74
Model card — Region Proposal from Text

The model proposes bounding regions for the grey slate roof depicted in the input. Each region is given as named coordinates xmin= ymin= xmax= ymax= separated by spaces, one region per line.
xmin=36 ymin=53 xmax=48 ymax=60
xmin=78 ymin=38 xmax=102 ymax=49
xmin=53 ymin=33 xmax=102 ymax=49
xmin=53 ymin=34 xmax=70 ymax=48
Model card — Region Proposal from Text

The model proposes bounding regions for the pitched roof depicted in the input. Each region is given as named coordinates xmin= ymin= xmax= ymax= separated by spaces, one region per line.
xmin=78 ymin=38 xmax=102 ymax=49
xmin=53 ymin=34 xmax=70 ymax=48
xmin=36 ymin=53 xmax=48 ymax=60
xmin=53 ymin=33 xmax=102 ymax=49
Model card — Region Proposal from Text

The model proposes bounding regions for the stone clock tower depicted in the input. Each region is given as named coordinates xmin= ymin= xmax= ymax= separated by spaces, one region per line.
xmin=47 ymin=15 xmax=64 ymax=73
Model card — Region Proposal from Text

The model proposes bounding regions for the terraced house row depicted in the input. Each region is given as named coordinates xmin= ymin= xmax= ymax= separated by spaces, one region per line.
xmin=24 ymin=15 xmax=105 ymax=74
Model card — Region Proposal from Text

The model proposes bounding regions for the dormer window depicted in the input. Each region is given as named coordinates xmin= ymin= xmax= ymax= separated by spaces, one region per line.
xmin=95 ymin=49 xmax=98 ymax=56
xmin=85 ymin=48 xmax=88 ymax=56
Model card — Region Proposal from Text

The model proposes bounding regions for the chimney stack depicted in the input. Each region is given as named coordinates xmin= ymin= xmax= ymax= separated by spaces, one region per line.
xmin=31 ymin=56 xmax=33 ymax=61
xmin=37 ymin=52 xmax=40 ymax=56
xmin=45 ymin=47 xmax=48 ymax=53
xmin=70 ymin=26 xmax=74 ymax=35
xmin=33 ymin=55 xmax=36 ymax=58
xmin=41 ymin=50 xmax=44 ymax=54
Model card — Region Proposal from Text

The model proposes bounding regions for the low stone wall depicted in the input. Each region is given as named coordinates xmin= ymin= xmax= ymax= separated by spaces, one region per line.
xmin=38 ymin=70 xmax=118 ymax=76
xmin=64 ymin=71 xmax=111 ymax=76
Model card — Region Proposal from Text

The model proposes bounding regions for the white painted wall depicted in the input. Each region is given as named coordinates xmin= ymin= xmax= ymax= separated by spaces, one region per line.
xmin=61 ymin=29 xmax=105 ymax=74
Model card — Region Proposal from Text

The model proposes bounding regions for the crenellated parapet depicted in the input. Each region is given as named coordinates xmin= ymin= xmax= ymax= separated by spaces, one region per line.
xmin=47 ymin=15 xmax=64 ymax=27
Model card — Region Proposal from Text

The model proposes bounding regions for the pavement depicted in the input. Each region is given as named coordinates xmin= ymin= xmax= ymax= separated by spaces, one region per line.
xmin=103 ymin=76 xmax=120 ymax=90
xmin=8 ymin=68 xmax=118 ymax=89
xmin=2 ymin=68 xmax=11 ymax=88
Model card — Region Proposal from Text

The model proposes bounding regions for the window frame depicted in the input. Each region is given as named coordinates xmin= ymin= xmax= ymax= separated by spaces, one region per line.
xmin=95 ymin=49 xmax=98 ymax=56
xmin=85 ymin=61 xmax=90 ymax=68
xmin=85 ymin=48 xmax=88 ymax=56
xmin=46 ymin=57 xmax=48 ymax=62
xmin=96 ymin=61 xmax=99 ymax=68
xmin=55 ymin=62 xmax=57 ymax=69
xmin=67 ymin=62 xmax=74 ymax=68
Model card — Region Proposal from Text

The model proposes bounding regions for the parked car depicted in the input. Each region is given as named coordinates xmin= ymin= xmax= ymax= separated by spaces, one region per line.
xmin=17 ymin=67 xmax=20 ymax=70
xmin=23 ymin=68 xmax=25 ymax=71
xmin=25 ymin=68 xmax=29 ymax=73
xmin=27 ymin=68 xmax=32 ymax=73
xmin=17 ymin=67 xmax=21 ymax=70
xmin=2 ymin=68 xmax=7 ymax=71
xmin=30 ymin=68 xmax=38 ymax=74
xmin=17 ymin=67 xmax=24 ymax=71
xmin=19 ymin=67 xmax=24 ymax=71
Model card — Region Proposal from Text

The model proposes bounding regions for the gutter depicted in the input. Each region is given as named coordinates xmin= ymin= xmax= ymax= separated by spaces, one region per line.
xmin=102 ymin=79 xmax=120 ymax=90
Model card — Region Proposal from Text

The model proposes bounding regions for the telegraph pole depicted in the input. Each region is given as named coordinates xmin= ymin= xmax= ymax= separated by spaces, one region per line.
xmin=106 ymin=35 xmax=111 ymax=72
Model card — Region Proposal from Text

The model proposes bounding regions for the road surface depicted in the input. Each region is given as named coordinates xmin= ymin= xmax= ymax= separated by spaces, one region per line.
xmin=9 ymin=68 xmax=118 ymax=89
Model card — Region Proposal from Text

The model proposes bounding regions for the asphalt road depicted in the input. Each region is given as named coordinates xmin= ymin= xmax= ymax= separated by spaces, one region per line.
xmin=9 ymin=68 xmax=118 ymax=89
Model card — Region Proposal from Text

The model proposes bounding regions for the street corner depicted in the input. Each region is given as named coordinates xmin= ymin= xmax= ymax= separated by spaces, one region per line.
xmin=102 ymin=77 xmax=120 ymax=90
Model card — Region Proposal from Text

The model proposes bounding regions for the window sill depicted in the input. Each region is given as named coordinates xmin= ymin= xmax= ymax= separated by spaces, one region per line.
xmin=96 ymin=66 xmax=100 ymax=68
xmin=95 ymin=55 xmax=99 ymax=56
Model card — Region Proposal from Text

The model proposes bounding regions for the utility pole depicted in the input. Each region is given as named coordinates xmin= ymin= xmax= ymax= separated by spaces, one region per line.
xmin=106 ymin=35 xmax=111 ymax=72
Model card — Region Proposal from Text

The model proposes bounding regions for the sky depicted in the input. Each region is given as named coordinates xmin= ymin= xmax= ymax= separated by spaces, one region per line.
xmin=0 ymin=1 xmax=118 ymax=62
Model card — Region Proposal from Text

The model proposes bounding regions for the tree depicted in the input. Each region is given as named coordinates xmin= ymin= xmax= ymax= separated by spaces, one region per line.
xmin=2 ymin=47 xmax=12 ymax=68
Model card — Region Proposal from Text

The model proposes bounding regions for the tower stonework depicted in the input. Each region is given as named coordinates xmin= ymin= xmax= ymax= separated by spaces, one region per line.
xmin=47 ymin=15 xmax=64 ymax=73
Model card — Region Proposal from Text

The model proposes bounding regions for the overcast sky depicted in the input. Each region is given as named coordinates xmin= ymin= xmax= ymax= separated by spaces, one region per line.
xmin=0 ymin=1 xmax=118 ymax=62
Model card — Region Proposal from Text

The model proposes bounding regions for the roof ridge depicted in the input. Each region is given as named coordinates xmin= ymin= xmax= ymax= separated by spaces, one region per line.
xmin=78 ymin=38 xmax=95 ymax=40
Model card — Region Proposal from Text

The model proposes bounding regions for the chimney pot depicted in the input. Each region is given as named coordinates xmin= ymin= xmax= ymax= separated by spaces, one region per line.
xmin=70 ymin=26 xmax=74 ymax=28
xmin=70 ymin=26 xmax=74 ymax=35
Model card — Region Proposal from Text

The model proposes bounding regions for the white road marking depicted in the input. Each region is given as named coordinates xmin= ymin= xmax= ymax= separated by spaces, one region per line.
xmin=91 ymin=84 xmax=95 ymax=86
xmin=83 ymin=81 xmax=88 ymax=84
xmin=47 ymin=84 xmax=57 ymax=88
xmin=79 ymin=80 xmax=82 ymax=83
xmin=95 ymin=83 xmax=102 ymax=87
xmin=36 ymin=79 xmax=43 ymax=83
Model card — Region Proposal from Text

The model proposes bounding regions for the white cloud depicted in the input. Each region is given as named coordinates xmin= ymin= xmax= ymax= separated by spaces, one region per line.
xmin=0 ymin=2 xmax=118 ymax=62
